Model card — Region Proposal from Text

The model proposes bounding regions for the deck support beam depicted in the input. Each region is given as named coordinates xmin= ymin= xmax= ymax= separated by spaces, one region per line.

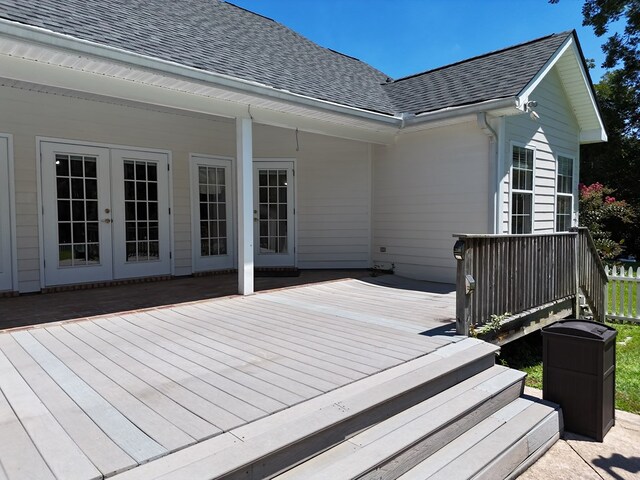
xmin=236 ymin=116 xmax=254 ymax=295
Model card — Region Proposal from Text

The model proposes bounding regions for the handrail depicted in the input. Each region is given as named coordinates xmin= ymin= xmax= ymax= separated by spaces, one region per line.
xmin=453 ymin=233 xmax=577 ymax=335
xmin=453 ymin=228 xmax=609 ymax=335
xmin=574 ymin=227 xmax=608 ymax=323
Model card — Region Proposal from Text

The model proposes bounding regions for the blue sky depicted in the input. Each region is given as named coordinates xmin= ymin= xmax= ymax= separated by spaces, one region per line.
xmin=228 ymin=0 xmax=615 ymax=83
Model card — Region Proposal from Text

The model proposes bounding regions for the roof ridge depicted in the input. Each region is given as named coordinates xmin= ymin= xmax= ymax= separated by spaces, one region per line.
xmin=387 ymin=30 xmax=574 ymax=84
xmin=224 ymin=1 xmax=276 ymax=23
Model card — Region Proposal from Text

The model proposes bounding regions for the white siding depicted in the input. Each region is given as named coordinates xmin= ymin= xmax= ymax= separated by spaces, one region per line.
xmin=0 ymin=86 xmax=371 ymax=292
xmin=501 ymin=67 xmax=580 ymax=233
xmin=253 ymin=125 xmax=371 ymax=269
xmin=372 ymin=122 xmax=490 ymax=284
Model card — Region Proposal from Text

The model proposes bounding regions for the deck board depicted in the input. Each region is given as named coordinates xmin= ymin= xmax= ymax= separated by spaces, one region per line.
xmin=124 ymin=312 xmax=308 ymax=404
xmin=0 ymin=334 xmax=136 ymax=476
xmin=193 ymin=302 xmax=403 ymax=369
xmin=0 ymin=387 xmax=55 ymax=480
xmin=0 ymin=276 xmax=456 ymax=479
xmin=108 ymin=315 xmax=288 ymax=412
xmin=43 ymin=325 xmax=217 ymax=441
xmin=72 ymin=322 xmax=245 ymax=430
xmin=0 ymin=343 xmax=101 ymax=480
xmin=14 ymin=330 xmax=170 ymax=462
xmin=206 ymin=299 xmax=417 ymax=360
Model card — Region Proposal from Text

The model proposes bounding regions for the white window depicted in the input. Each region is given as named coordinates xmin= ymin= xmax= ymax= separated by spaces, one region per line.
xmin=556 ymin=155 xmax=574 ymax=232
xmin=511 ymin=145 xmax=534 ymax=234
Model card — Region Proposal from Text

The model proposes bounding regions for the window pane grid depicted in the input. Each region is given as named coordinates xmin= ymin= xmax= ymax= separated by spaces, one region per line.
xmin=259 ymin=169 xmax=288 ymax=254
xmin=55 ymin=154 xmax=100 ymax=267
xmin=556 ymin=156 xmax=574 ymax=231
xmin=124 ymin=160 xmax=159 ymax=262
xmin=511 ymin=146 xmax=534 ymax=235
xmin=198 ymin=166 xmax=228 ymax=257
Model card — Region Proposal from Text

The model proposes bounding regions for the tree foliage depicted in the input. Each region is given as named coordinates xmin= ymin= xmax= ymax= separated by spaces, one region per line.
xmin=582 ymin=0 xmax=640 ymax=134
xmin=579 ymin=183 xmax=635 ymax=259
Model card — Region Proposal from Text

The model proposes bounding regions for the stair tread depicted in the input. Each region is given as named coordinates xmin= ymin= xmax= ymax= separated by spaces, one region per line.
xmin=396 ymin=398 xmax=542 ymax=479
xmin=277 ymin=366 xmax=525 ymax=480
xmin=113 ymin=338 xmax=497 ymax=480
xmin=423 ymin=400 xmax=559 ymax=480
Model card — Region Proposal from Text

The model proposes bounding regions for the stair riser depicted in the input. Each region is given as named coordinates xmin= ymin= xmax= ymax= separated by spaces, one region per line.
xmin=358 ymin=380 xmax=524 ymax=480
xmin=474 ymin=411 xmax=561 ymax=480
xmin=221 ymin=353 xmax=497 ymax=480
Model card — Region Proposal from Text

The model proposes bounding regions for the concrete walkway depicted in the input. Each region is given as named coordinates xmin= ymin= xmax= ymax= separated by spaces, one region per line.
xmin=521 ymin=387 xmax=640 ymax=480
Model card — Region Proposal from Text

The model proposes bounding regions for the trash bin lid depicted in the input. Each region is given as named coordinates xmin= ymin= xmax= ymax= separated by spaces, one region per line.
xmin=542 ymin=319 xmax=617 ymax=341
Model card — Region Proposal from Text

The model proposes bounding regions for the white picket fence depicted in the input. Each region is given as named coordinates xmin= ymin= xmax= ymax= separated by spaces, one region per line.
xmin=605 ymin=265 xmax=640 ymax=323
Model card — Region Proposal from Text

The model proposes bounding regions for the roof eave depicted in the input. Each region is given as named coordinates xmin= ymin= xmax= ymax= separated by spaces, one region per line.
xmin=0 ymin=17 xmax=401 ymax=126
xmin=402 ymin=97 xmax=519 ymax=127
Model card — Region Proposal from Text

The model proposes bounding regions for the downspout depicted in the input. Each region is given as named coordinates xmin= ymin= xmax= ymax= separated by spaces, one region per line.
xmin=477 ymin=112 xmax=499 ymax=233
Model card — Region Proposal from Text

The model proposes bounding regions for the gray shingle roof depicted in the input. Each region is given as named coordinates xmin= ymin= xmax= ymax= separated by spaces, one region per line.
xmin=0 ymin=0 xmax=395 ymax=113
xmin=383 ymin=32 xmax=572 ymax=115
xmin=0 ymin=0 xmax=573 ymax=116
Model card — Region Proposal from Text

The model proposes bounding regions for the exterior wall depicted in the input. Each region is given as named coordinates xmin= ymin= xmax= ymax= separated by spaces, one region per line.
xmin=501 ymin=67 xmax=581 ymax=234
xmin=372 ymin=121 xmax=491 ymax=284
xmin=253 ymin=125 xmax=371 ymax=269
xmin=0 ymin=85 xmax=371 ymax=292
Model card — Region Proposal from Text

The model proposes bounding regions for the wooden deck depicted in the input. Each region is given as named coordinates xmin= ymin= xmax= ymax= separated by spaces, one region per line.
xmin=0 ymin=276 xmax=456 ymax=480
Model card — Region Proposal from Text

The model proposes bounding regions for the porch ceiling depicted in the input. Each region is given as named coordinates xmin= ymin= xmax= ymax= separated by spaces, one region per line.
xmin=0 ymin=276 xmax=456 ymax=479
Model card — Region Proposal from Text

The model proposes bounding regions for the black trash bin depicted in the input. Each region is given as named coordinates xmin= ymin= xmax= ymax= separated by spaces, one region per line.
xmin=542 ymin=319 xmax=617 ymax=441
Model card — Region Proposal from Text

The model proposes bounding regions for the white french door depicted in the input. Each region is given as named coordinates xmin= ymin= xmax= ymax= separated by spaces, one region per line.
xmin=190 ymin=155 xmax=234 ymax=272
xmin=0 ymin=136 xmax=14 ymax=291
xmin=253 ymin=160 xmax=295 ymax=267
xmin=111 ymin=149 xmax=171 ymax=279
xmin=41 ymin=141 xmax=171 ymax=287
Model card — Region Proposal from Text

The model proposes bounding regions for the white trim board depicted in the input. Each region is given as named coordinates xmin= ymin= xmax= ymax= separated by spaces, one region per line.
xmin=0 ymin=133 xmax=17 ymax=292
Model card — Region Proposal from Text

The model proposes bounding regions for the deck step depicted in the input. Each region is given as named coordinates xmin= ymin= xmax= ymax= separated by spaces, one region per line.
xmin=400 ymin=397 xmax=561 ymax=480
xmin=112 ymin=338 xmax=498 ymax=480
xmin=276 ymin=365 xmax=526 ymax=479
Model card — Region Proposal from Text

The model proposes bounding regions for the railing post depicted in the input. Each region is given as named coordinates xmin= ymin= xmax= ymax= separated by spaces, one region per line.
xmin=571 ymin=228 xmax=580 ymax=318
xmin=454 ymin=237 xmax=471 ymax=336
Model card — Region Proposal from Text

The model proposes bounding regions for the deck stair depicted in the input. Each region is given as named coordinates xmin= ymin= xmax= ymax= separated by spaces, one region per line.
xmin=112 ymin=338 xmax=561 ymax=480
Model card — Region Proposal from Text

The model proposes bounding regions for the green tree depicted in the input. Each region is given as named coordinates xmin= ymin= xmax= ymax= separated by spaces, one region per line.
xmin=579 ymin=182 xmax=635 ymax=259
xmin=581 ymin=72 xmax=640 ymax=256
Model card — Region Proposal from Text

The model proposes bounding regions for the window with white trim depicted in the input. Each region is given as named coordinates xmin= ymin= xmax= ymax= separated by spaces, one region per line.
xmin=556 ymin=155 xmax=574 ymax=232
xmin=511 ymin=145 xmax=534 ymax=234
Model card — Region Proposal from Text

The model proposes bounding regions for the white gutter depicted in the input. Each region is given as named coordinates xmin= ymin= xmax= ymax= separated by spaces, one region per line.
xmin=477 ymin=112 xmax=499 ymax=233
xmin=403 ymin=97 xmax=518 ymax=126
xmin=0 ymin=18 xmax=401 ymax=126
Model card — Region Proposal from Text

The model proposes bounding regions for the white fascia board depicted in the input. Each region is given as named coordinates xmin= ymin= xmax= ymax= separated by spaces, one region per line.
xmin=580 ymin=128 xmax=608 ymax=143
xmin=0 ymin=18 xmax=400 ymax=127
xmin=517 ymin=36 xmax=574 ymax=107
xmin=402 ymin=97 xmax=519 ymax=129
xmin=517 ymin=34 xmax=607 ymax=142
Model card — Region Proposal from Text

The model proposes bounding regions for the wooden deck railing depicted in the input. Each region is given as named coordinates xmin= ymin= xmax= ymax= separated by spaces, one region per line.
xmin=574 ymin=227 xmax=608 ymax=323
xmin=453 ymin=232 xmax=578 ymax=335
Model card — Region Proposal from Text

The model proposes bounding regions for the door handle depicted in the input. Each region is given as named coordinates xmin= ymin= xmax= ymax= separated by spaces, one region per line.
xmin=102 ymin=218 xmax=112 ymax=224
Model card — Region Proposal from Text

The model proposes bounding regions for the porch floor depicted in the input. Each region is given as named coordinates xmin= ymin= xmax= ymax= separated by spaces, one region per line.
xmin=0 ymin=275 xmax=457 ymax=479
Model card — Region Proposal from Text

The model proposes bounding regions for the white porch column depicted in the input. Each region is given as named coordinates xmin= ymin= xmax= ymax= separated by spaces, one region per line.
xmin=236 ymin=117 xmax=254 ymax=295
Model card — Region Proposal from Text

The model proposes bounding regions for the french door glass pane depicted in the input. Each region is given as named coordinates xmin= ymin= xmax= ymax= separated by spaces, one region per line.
xmin=259 ymin=169 xmax=288 ymax=254
xmin=124 ymin=160 xmax=159 ymax=262
xmin=55 ymin=154 xmax=100 ymax=267
xmin=198 ymin=166 xmax=228 ymax=256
